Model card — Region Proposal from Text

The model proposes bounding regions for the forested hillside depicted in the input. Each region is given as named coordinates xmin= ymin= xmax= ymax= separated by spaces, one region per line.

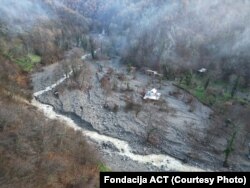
xmin=0 ymin=1 xmax=100 ymax=187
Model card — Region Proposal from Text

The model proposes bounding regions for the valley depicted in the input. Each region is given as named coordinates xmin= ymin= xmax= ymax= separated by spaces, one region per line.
xmin=1 ymin=1 xmax=250 ymax=187
xmin=31 ymin=49 xmax=249 ymax=171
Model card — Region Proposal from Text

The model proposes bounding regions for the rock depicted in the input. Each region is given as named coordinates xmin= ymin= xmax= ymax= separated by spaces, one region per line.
xmin=101 ymin=141 xmax=119 ymax=152
xmin=122 ymin=156 xmax=128 ymax=161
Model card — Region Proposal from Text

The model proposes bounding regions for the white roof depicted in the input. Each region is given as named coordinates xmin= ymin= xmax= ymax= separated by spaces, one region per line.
xmin=143 ymin=88 xmax=161 ymax=100
xmin=198 ymin=68 xmax=207 ymax=73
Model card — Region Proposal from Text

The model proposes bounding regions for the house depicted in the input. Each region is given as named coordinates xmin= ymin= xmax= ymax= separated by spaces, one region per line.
xmin=198 ymin=68 xmax=207 ymax=73
xmin=143 ymin=88 xmax=161 ymax=100
xmin=146 ymin=70 xmax=163 ymax=77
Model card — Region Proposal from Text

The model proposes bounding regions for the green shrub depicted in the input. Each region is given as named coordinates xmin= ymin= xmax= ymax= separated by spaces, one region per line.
xmin=98 ymin=163 xmax=111 ymax=172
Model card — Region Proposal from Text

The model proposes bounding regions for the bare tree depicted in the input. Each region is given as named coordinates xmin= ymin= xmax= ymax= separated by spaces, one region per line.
xmin=223 ymin=129 xmax=237 ymax=167
xmin=89 ymin=37 xmax=96 ymax=59
xmin=100 ymin=75 xmax=112 ymax=104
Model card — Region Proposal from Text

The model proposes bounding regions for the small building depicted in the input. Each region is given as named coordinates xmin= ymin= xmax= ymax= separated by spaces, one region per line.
xmin=146 ymin=69 xmax=163 ymax=78
xmin=143 ymin=88 xmax=161 ymax=100
xmin=198 ymin=68 xmax=207 ymax=73
xmin=146 ymin=69 xmax=158 ymax=76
